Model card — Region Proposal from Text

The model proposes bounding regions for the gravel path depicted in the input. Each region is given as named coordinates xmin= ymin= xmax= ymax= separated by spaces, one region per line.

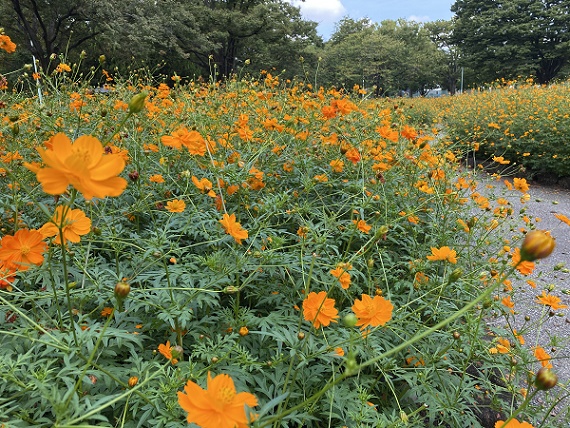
xmin=480 ymin=173 xmax=570 ymax=425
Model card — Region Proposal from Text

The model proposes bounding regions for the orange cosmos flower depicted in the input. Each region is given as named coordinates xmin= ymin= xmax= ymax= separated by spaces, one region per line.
xmin=302 ymin=290 xmax=339 ymax=328
xmin=0 ymin=229 xmax=47 ymax=271
xmin=33 ymin=133 xmax=127 ymax=200
xmin=554 ymin=213 xmax=570 ymax=226
xmin=501 ymin=296 xmax=515 ymax=314
xmin=149 ymin=174 xmax=165 ymax=183
xmin=219 ymin=213 xmax=248 ymax=245
xmin=352 ymin=219 xmax=371 ymax=234
xmin=426 ymin=246 xmax=457 ymax=264
xmin=0 ymin=34 xmax=17 ymax=53
xmin=510 ymin=248 xmax=535 ymax=275
xmin=55 ymin=63 xmax=71 ymax=73
xmin=161 ymin=127 xmax=207 ymax=156
xmin=494 ymin=418 xmax=534 ymax=428
xmin=158 ymin=340 xmax=178 ymax=364
xmin=39 ymin=205 xmax=91 ymax=245
xmin=330 ymin=264 xmax=351 ymax=289
xmin=351 ymin=294 xmax=393 ymax=330
xmin=534 ymin=346 xmax=553 ymax=369
xmin=344 ymin=147 xmax=361 ymax=164
xmin=166 ymin=199 xmax=186 ymax=213
xmin=0 ymin=262 xmax=16 ymax=291
xmin=513 ymin=178 xmax=529 ymax=193
xmin=321 ymin=105 xmax=337 ymax=119
xmin=329 ymin=159 xmax=344 ymax=173
xmin=493 ymin=156 xmax=510 ymax=165
xmin=192 ymin=176 xmax=216 ymax=197
xmin=535 ymin=290 xmax=568 ymax=310
xmin=495 ymin=337 xmax=511 ymax=354
xmin=178 ymin=372 xmax=258 ymax=428
xmin=401 ymin=125 xmax=418 ymax=140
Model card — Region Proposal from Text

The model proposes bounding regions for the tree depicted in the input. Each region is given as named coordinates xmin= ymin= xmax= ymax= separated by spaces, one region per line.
xmin=425 ymin=20 xmax=462 ymax=94
xmin=0 ymin=0 xmax=321 ymax=81
xmin=0 ymin=0 xmax=103 ymax=71
xmin=378 ymin=20 xmax=444 ymax=96
xmin=451 ymin=0 xmax=570 ymax=84
xmin=321 ymin=18 xmax=444 ymax=96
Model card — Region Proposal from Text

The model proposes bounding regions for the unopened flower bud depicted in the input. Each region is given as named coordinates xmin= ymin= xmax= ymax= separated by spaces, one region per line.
xmin=171 ymin=345 xmax=183 ymax=360
xmin=128 ymin=376 xmax=139 ymax=388
xmin=99 ymin=55 xmax=106 ymax=64
xmin=128 ymin=91 xmax=148 ymax=114
xmin=448 ymin=268 xmax=463 ymax=283
xmin=239 ymin=326 xmax=249 ymax=336
xmin=520 ymin=230 xmax=555 ymax=261
xmin=114 ymin=281 xmax=131 ymax=298
xmin=343 ymin=313 xmax=358 ymax=328
xmin=535 ymin=367 xmax=558 ymax=390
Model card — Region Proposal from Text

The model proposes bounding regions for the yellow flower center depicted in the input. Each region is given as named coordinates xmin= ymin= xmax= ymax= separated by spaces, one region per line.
xmin=20 ymin=245 xmax=31 ymax=255
xmin=70 ymin=148 xmax=93 ymax=167
xmin=218 ymin=386 xmax=235 ymax=405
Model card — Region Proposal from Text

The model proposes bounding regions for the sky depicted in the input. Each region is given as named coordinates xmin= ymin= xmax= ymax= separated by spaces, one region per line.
xmin=289 ymin=0 xmax=456 ymax=40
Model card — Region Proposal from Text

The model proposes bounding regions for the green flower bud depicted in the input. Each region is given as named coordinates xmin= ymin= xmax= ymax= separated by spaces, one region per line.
xmin=128 ymin=91 xmax=148 ymax=114
xmin=343 ymin=313 xmax=358 ymax=328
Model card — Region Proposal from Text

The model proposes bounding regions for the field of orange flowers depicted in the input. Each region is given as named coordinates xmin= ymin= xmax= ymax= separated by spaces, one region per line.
xmin=1 ymin=37 xmax=570 ymax=427
xmin=409 ymin=79 xmax=570 ymax=182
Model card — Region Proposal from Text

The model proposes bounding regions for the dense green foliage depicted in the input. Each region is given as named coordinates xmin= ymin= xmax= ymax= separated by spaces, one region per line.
xmin=4 ymin=0 xmax=570 ymax=91
xmin=451 ymin=0 xmax=570 ymax=84
xmin=1 ymin=65 xmax=568 ymax=427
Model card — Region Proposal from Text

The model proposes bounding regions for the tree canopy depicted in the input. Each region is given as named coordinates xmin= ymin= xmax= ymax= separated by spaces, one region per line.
xmin=14 ymin=0 xmax=566 ymax=93
xmin=451 ymin=0 xmax=570 ymax=84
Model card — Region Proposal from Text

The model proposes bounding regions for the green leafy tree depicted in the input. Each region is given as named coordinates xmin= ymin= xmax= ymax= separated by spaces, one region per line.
xmin=0 ymin=0 xmax=103 ymax=71
xmin=451 ymin=0 xmax=570 ymax=84
xmin=1 ymin=0 xmax=320 ymax=81
xmin=378 ymin=19 xmax=444 ymax=96
xmin=322 ymin=18 xmax=443 ymax=96
xmin=426 ymin=19 xmax=462 ymax=94
xmin=322 ymin=18 xmax=405 ymax=95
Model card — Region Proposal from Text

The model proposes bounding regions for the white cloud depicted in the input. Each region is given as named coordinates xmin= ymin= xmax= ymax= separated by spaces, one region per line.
xmin=407 ymin=15 xmax=431 ymax=23
xmin=289 ymin=0 xmax=347 ymax=23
